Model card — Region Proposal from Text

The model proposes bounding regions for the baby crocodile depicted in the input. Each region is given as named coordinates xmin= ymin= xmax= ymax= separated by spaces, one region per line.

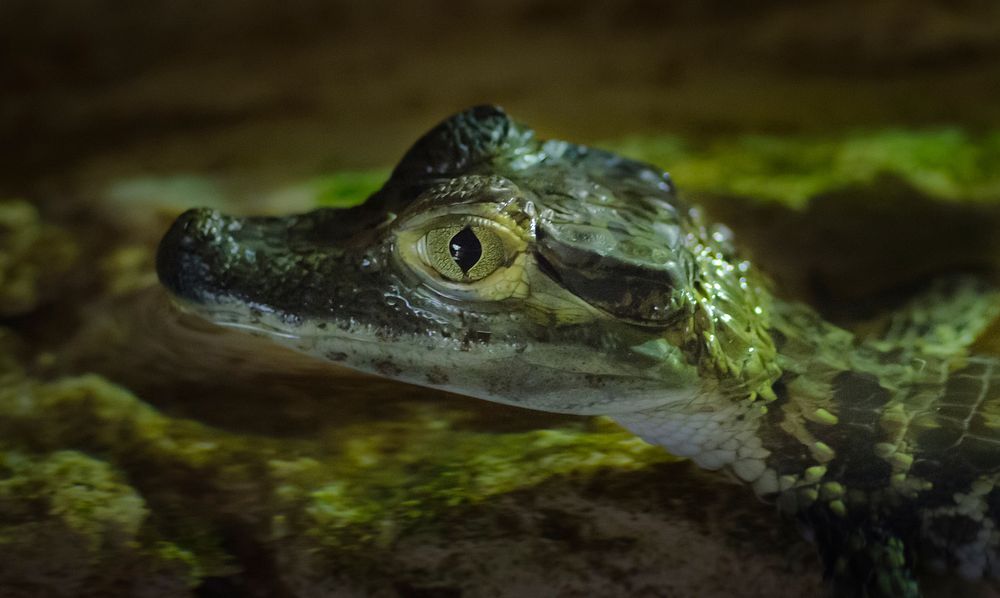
xmin=158 ymin=106 xmax=1000 ymax=597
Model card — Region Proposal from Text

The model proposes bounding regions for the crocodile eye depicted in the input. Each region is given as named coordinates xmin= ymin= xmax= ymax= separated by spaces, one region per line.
xmin=423 ymin=224 xmax=504 ymax=282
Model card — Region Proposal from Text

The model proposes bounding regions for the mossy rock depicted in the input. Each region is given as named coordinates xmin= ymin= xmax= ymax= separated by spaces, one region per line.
xmin=1 ymin=366 xmax=815 ymax=596
xmin=0 ymin=200 xmax=78 ymax=317
xmin=0 ymin=448 xmax=195 ymax=598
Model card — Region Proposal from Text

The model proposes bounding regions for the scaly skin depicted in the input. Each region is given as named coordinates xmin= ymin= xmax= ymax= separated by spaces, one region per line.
xmin=157 ymin=106 xmax=1000 ymax=596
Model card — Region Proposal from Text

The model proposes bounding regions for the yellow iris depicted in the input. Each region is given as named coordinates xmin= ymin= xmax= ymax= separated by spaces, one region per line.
xmin=423 ymin=225 xmax=504 ymax=282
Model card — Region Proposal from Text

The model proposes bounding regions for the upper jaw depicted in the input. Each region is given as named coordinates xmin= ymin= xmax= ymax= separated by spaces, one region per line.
xmin=157 ymin=207 xmax=380 ymax=318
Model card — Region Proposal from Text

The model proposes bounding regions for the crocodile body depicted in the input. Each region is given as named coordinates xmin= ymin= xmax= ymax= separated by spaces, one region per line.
xmin=156 ymin=106 xmax=1000 ymax=596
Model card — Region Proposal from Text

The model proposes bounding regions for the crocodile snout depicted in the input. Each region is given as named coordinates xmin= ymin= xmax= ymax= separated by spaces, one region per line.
xmin=156 ymin=207 xmax=233 ymax=303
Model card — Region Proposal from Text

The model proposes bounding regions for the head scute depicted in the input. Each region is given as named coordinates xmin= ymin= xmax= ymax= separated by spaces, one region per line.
xmin=534 ymin=222 xmax=688 ymax=327
xmin=390 ymin=105 xmax=521 ymax=180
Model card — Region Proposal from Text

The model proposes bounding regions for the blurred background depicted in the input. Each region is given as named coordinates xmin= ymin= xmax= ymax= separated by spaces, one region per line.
xmin=4 ymin=0 xmax=1000 ymax=197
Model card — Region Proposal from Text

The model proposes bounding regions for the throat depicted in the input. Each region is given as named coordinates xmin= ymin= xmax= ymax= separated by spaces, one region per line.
xmin=611 ymin=392 xmax=776 ymax=491
xmin=608 ymin=303 xmax=870 ymax=499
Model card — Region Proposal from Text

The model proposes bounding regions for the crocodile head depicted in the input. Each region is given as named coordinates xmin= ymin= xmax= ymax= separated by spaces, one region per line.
xmin=157 ymin=106 xmax=778 ymax=415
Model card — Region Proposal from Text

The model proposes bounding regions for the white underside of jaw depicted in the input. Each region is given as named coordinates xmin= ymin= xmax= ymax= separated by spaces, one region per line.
xmin=611 ymin=394 xmax=779 ymax=495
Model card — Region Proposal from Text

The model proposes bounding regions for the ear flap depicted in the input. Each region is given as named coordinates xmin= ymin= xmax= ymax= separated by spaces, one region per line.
xmin=389 ymin=105 xmax=520 ymax=180
xmin=535 ymin=223 xmax=688 ymax=327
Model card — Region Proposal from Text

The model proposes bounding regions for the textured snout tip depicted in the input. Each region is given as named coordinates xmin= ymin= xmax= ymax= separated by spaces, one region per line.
xmin=156 ymin=207 xmax=226 ymax=303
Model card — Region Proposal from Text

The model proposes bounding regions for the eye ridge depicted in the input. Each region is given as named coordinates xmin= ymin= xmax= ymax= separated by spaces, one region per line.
xmin=449 ymin=225 xmax=483 ymax=273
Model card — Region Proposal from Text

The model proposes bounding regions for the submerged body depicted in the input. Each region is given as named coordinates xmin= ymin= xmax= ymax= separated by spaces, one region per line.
xmin=158 ymin=106 xmax=1000 ymax=596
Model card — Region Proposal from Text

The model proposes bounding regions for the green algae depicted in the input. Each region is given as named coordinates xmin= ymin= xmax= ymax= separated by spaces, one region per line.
xmin=0 ymin=200 xmax=78 ymax=317
xmin=0 ymin=340 xmax=673 ymax=592
xmin=0 ymin=445 xmax=197 ymax=597
xmin=11 ymin=450 xmax=147 ymax=549
xmin=0 ymin=450 xmax=146 ymax=568
xmin=0 ymin=360 xmax=235 ymax=594
xmin=273 ymin=411 xmax=671 ymax=550
xmin=311 ymin=169 xmax=392 ymax=208
xmin=611 ymin=129 xmax=1000 ymax=208
xmin=289 ymin=129 xmax=1000 ymax=212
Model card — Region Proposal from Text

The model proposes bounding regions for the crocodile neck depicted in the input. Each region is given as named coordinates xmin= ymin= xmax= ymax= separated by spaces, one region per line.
xmin=613 ymin=291 xmax=945 ymax=501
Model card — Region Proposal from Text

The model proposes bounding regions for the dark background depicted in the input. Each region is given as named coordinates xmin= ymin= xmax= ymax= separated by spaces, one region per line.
xmin=4 ymin=0 xmax=1000 ymax=196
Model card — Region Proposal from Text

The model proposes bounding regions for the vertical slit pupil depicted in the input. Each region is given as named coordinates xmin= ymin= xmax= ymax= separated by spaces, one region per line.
xmin=449 ymin=226 xmax=482 ymax=274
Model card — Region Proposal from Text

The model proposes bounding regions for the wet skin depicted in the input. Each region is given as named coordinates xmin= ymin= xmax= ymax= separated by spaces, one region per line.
xmin=159 ymin=106 xmax=1000 ymax=597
